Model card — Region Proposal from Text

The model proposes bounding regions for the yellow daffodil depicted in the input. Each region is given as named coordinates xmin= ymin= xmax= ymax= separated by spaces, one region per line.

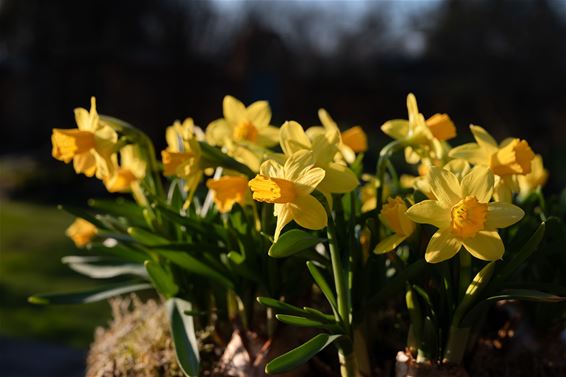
xmin=307 ymin=109 xmax=368 ymax=164
xmin=51 ymin=97 xmax=117 ymax=178
xmin=248 ymin=150 xmax=327 ymax=240
xmin=206 ymin=175 xmax=250 ymax=213
xmin=449 ymin=125 xmax=535 ymax=202
xmin=517 ymin=154 xmax=548 ymax=201
xmin=205 ymin=96 xmax=279 ymax=172
xmin=381 ymin=93 xmax=456 ymax=164
xmin=360 ymin=174 xmax=390 ymax=213
xmin=409 ymin=159 xmax=471 ymax=199
xmin=280 ymin=121 xmax=358 ymax=194
xmin=206 ymin=95 xmax=279 ymax=147
xmin=375 ymin=197 xmax=416 ymax=254
xmin=161 ymin=118 xmax=203 ymax=199
xmin=406 ymin=166 xmax=524 ymax=263
xmin=104 ymin=145 xmax=146 ymax=193
xmin=66 ymin=218 xmax=97 ymax=248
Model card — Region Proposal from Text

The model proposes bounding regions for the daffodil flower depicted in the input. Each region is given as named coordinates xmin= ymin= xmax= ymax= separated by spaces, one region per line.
xmin=104 ymin=145 xmax=147 ymax=192
xmin=51 ymin=97 xmax=118 ymax=178
xmin=205 ymin=96 xmax=279 ymax=171
xmin=66 ymin=218 xmax=97 ymax=248
xmin=517 ymin=154 xmax=548 ymax=201
xmin=248 ymin=150 xmax=327 ymax=240
xmin=381 ymin=93 xmax=456 ymax=164
xmin=375 ymin=197 xmax=416 ymax=254
xmin=307 ymin=109 xmax=368 ymax=164
xmin=161 ymin=118 xmax=203 ymax=202
xmin=280 ymin=121 xmax=358 ymax=194
xmin=449 ymin=125 xmax=535 ymax=202
xmin=206 ymin=175 xmax=250 ymax=213
xmin=406 ymin=166 xmax=524 ymax=263
xmin=409 ymin=159 xmax=472 ymax=200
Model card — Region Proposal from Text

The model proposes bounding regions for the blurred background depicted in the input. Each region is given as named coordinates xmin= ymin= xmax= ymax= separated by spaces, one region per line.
xmin=1 ymin=0 xmax=565 ymax=375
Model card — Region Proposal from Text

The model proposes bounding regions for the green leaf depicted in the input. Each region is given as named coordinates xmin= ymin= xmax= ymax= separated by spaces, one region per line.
xmin=127 ymin=227 xmax=170 ymax=246
xmin=88 ymin=198 xmax=145 ymax=225
xmin=265 ymin=333 xmax=342 ymax=375
xmin=226 ymin=251 xmax=262 ymax=284
xmin=58 ymin=204 xmax=108 ymax=230
xmin=306 ymin=261 xmax=338 ymax=315
xmin=199 ymin=142 xmax=255 ymax=178
xmin=28 ymin=282 xmax=152 ymax=305
xmin=167 ymin=298 xmax=200 ymax=377
xmin=62 ymin=256 xmax=148 ymax=279
xmin=87 ymin=243 xmax=148 ymax=263
xmin=257 ymin=297 xmax=308 ymax=317
xmin=269 ymin=230 xmax=323 ymax=258
xmin=275 ymin=314 xmax=341 ymax=332
xmin=154 ymin=249 xmax=234 ymax=289
xmin=486 ymin=289 xmax=566 ymax=303
xmin=493 ymin=221 xmax=545 ymax=286
xmin=145 ymin=260 xmax=179 ymax=298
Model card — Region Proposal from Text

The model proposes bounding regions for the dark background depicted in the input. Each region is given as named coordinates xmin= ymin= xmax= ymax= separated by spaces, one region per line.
xmin=1 ymin=0 xmax=565 ymax=201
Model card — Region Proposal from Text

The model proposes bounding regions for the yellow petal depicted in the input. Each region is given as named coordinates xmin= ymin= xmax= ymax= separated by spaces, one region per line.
xmin=291 ymin=195 xmax=328 ymax=230
xmin=283 ymin=150 xmax=314 ymax=179
xmin=381 ymin=120 xmax=409 ymax=140
xmin=406 ymin=200 xmax=451 ymax=229
xmin=223 ymin=95 xmax=246 ymax=123
xmin=311 ymin=131 xmax=339 ymax=166
xmin=205 ymin=119 xmax=231 ymax=147
xmin=407 ymin=93 xmax=419 ymax=124
xmin=317 ymin=162 xmax=359 ymax=194
xmin=461 ymin=166 xmax=494 ymax=203
xmin=374 ymin=234 xmax=408 ymax=255
xmin=246 ymin=100 xmax=271 ymax=129
xmin=428 ymin=167 xmax=461 ymax=208
xmin=260 ymin=159 xmax=284 ymax=178
xmin=318 ymin=108 xmax=339 ymax=131
xmin=425 ymin=228 xmax=462 ymax=263
xmin=341 ymin=126 xmax=368 ymax=153
xmin=404 ymin=146 xmax=421 ymax=164
xmin=444 ymin=159 xmax=471 ymax=179
xmin=255 ymin=126 xmax=280 ymax=147
xmin=461 ymin=230 xmax=504 ymax=261
xmin=66 ymin=218 xmax=97 ymax=248
xmin=274 ymin=203 xmax=293 ymax=241
xmin=485 ymin=202 xmax=524 ymax=230
xmin=449 ymin=143 xmax=491 ymax=166
xmin=470 ymin=125 xmax=498 ymax=153
xmin=294 ymin=167 xmax=326 ymax=196
xmin=73 ymin=152 xmax=97 ymax=177
xmin=280 ymin=121 xmax=311 ymax=156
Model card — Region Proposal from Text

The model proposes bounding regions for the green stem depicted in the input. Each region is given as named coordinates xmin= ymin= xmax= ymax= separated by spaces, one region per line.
xmin=375 ymin=140 xmax=404 ymax=225
xmin=458 ymin=251 xmax=471 ymax=302
xmin=444 ymin=325 xmax=470 ymax=364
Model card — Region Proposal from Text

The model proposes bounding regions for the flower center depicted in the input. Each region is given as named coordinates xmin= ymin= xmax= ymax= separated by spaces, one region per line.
xmin=52 ymin=129 xmax=96 ymax=162
xmin=248 ymin=175 xmax=296 ymax=204
xmin=426 ymin=114 xmax=456 ymax=141
xmin=233 ymin=120 xmax=258 ymax=142
xmin=450 ymin=196 xmax=487 ymax=238
xmin=490 ymin=139 xmax=535 ymax=176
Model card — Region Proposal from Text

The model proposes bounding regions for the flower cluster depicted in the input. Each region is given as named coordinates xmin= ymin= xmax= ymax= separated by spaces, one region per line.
xmin=43 ymin=94 xmax=560 ymax=377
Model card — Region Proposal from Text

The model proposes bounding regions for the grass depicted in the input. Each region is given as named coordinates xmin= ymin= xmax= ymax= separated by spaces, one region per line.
xmin=0 ymin=200 xmax=112 ymax=348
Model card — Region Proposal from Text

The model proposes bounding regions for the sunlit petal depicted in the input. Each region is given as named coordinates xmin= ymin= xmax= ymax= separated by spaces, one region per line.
xmin=461 ymin=230 xmax=504 ymax=261
xmin=280 ymin=121 xmax=311 ymax=156
xmin=428 ymin=167 xmax=461 ymax=208
xmin=317 ymin=162 xmax=358 ymax=193
xmin=470 ymin=125 xmax=498 ymax=153
xmin=449 ymin=143 xmax=490 ymax=166
xmin=374 ymin=234 xmax=407 ymax=255
xmin=461 ymin=166 xmax=494 ymax=202
xmin=485 ymin=202 xmax=524 ymax=230
xmin=381 ymin=119 xmax=409 ymax=140
xmin=274 ymin=204 xmax=293 ymax=241
xmin=406 ymin=200 xmax=451 ymax=229
xmin=223 ymin=95 xmax=246 ymax=123
xmin=425 ymin=228 xmax=462 ymax=263
xmin=246 ymin=100 xmax=271 ymax=129
xmin=291 ymin=195 xmax=328 ymax=230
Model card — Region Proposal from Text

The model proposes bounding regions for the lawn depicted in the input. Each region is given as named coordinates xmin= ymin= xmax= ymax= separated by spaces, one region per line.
xmin=0 ymin=200 xmax=111 ymax=348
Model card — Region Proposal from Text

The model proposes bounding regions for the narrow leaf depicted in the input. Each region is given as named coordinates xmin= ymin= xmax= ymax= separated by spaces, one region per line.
xmin=486 ymin=289 xmax=566 ymax=303
xmin=269 ymin=230 xmax=323 ymax=258
xmin=167 ymin=298 xmax=200 ymax=377
xmin=265 ymin=333 xmax=341 ymax=375
xmin=257 ymin=297 xmax=309 ymax=317
xmin=145 ymin=260 xmax=179 ymax=298
xmin=62 ymin=257 xmax=148 ymax=279
xmin=28 ymin=282 xmax=152 ymax=305
xmin=306 ymin=261 xmax=338 ymax=314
